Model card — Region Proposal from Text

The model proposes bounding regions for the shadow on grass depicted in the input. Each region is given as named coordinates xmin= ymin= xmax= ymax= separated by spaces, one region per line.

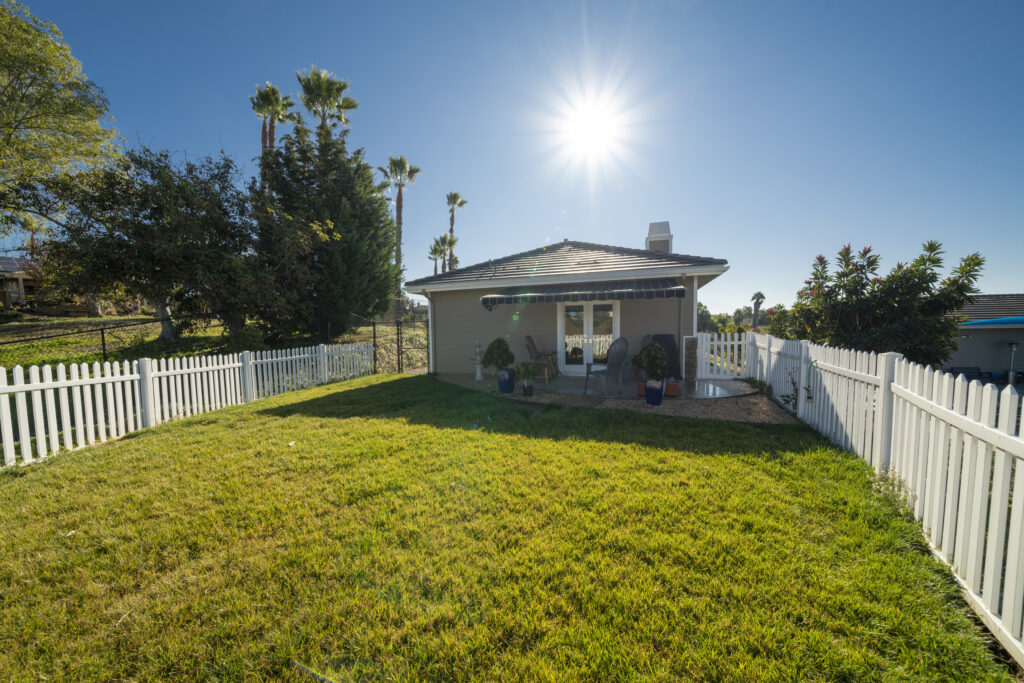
xmin=258 ymin=374 xmax=827 ymax=457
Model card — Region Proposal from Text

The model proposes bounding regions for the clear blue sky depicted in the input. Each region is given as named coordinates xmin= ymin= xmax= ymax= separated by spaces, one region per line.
xmin=26 ymin=0 xmax=1024 ymax=313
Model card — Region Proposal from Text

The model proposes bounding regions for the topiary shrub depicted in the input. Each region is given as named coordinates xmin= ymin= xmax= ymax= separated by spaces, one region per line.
xmin=482 ymin=337 xmax=515 ymax=370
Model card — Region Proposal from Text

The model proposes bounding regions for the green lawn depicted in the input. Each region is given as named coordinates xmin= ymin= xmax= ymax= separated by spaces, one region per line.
xmin=0 ymin=314 xmax=227 ymax=368
xmin=0 ymin=375 xmax=1013 ymax=680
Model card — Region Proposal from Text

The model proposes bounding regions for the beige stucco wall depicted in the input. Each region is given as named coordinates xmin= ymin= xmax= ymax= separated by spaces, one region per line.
xmin=428 ymin=287 xmax=698 ymax=375
xmin=430 ymin=290 xmax=557 ymax=374
xmin=945 ymin=328 xmax=1022 ymax=375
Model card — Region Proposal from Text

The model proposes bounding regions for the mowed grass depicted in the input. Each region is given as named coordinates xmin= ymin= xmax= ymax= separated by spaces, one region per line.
xmin=0 ymin=375 xmax=1014 ymax=680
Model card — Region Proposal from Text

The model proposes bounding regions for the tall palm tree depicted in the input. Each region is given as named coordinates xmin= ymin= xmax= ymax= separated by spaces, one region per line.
xmin=378 ymin=157 xmax=421 ymax=274
xmin=249 ymin=87 xmax=271 ymax=152
xmin=445 ymin=191 xmax=468 ymax=239
xmin=296 ymin=66 xmax=358 ymax=131
xmin=751 ymin=291 xmax=766 ymax=328
xmin=263 ymin=84 xmax=297 ymax=151
xmin=428 ymin=237 xmax=446 ymax=275
xmin=441 ymin=233 xmax=458 ymax=273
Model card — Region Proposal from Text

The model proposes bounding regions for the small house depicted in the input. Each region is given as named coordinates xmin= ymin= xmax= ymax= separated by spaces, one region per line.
xmin=405 ymin=222 xmax=729 ymax=377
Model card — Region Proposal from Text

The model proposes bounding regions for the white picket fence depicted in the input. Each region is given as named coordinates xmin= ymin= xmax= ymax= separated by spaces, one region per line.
xmin=0 ymin=341 xmax=374 ymax=467
xmin=696 ymin=332 xmax=749 ymax=378
xmin=737 ymin=331 xmax=1024 ymax=664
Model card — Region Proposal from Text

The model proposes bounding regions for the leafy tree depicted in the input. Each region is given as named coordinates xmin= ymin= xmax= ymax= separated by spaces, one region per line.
xmin=0 ymin=0 xmax=117 ymax=232
xmin=378 ymin=156 xmax=421 ymax=279
xmin=428 ymin=237 xmax=445 ymax=276
xmin=789 ymin=242 xmax=983 ymax=365
xmin=43 ymin=149 xmax=262 ymax=341
xmin=250 ymin=83 xmax=297 ymax=153
xmin=253 ymin=119 xmax=400 ymax=340
xmin=697 ymin=302 xmax=716 ymax=333
xmin=766 ymin=303 xmax=792 ymax=338
xmin=751 ymin=291 xmax=765 ymax=328
xmin=732 ymin=305 xmax=752 ymax=326
xmin=296 ymin=66 xmax=357 ymax=131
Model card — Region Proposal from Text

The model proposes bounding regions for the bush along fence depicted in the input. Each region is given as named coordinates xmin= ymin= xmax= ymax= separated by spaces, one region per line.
xmin=0 ymin=341 xmax=374 ymax=468
xmin=721 ymin=331 xmax=1024 ymax=664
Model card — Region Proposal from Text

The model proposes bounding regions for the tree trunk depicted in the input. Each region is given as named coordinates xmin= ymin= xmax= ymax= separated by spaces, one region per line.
xmin=441 ymin=254 xmax=447 ymax=274
xmin=268 ymin=115 xmax=277 ymax=151
xmin=146 ymin=297 xmax=177 ymax=342
xmin=260 ymin=119 xmax=268 ymax=153
xmin=86 ymin=295 xmax=102 ymax=318
xmin=391 ymin=185 xmax=404 ymax=320
xmin=449 ymin=212 xmax=455 ymax=237
xmin=433 ymin=259 xmax=437 ymax=276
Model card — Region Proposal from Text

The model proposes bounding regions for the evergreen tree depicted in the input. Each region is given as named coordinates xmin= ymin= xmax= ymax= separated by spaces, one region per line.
xmin=254 ymin=119 xmax=399 ymax=340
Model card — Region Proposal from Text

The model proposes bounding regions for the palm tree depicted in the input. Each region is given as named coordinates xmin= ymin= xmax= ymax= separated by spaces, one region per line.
xmin=250 ymin=83 xmax=297 ymax=153
xmin=428 ymin=237 xmax=446 ymax=275
xmin=264 ymin=85 xmax=297 ymax=151
xmin=751 ymin=291 xmax=766 ymax=328
xmin=445 ymin=191 xmax=468 ymax=239
xmin=378 ymin=157 xmax=421 ymax=274
xmin=249 ymin=87 xmax=271 ymax=152
xmin=296 ymin=66 xmax=358 ymax=131
xmin=441 ymin=233 xmax=458 ymax=272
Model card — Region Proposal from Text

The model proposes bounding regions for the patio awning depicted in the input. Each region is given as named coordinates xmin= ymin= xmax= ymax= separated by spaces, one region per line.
xmin=480 ymin=278 xmax=687 ymax=308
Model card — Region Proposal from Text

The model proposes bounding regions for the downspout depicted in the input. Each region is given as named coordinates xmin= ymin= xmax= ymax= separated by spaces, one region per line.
xmin=424 ymin=291 xmax=436 ymax=374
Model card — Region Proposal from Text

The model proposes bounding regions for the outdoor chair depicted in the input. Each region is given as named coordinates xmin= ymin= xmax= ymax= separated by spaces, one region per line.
xmin=583 ymin=337 xmax=629 ymax=397
xmin=524 ymin=335 xmax=559 ymax=382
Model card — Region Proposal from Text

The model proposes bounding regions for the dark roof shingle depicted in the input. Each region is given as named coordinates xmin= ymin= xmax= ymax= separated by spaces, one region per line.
xmin=406 ymin=240 xmax=726 ymax=287
xmin=959 ymin=294 xmax=1024 ymax=321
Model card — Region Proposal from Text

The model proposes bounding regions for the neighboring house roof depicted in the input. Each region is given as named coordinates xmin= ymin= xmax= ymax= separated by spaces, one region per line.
xmin=406 ymin=239 xmax=728 ymax=292
xmin=958 ymin=294 xmax=1024 ymax=322
xmin=0 ymin=257 xmax=33 ymax=274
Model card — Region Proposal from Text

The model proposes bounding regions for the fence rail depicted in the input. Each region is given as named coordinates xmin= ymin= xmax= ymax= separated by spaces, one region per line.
xmin=0 ymin=341 xmax=373 ymax=467
xmin=726 ymin=330 xmax=1024 ymax=664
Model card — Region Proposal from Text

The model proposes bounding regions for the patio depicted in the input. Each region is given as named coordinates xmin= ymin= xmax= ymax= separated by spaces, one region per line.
xmin=437 ymin=373 xmax=795 ymax=424
xmin=536 ymin=373 xmax=756 ymax=399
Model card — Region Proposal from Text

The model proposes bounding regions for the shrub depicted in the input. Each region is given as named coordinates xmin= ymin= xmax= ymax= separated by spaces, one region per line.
xmin=631 ymin=343 xmax=668 ymax=382
xmin=482 ymin=338 xmax=514 ymax=370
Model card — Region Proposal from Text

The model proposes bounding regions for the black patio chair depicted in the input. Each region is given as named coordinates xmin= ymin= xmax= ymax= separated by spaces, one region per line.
xmin=583 ymin=337 xmax=629 ymax=397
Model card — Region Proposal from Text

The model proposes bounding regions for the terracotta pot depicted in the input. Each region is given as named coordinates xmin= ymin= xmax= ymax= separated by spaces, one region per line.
xmin=665 ymin=381 xmax=679 ymax=397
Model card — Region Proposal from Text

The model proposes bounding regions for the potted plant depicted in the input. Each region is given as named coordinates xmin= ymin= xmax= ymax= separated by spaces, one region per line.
xmin=517 ymin=362 xmax=537 ymax=397
xmin=631 ymin=343 xmax=669 ymax=406
xmin=483 ymin=337 xmax=516 ymax=393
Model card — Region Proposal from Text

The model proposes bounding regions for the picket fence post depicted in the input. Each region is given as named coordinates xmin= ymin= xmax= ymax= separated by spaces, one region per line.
xmin=239 ymin=351 xmax=254 ymax=402
xmin=138 ymin=357 xmax=156 ymax=428
xmin=318 ymin=344 xmax=328 ymax=385
xmin=873 ymin=351 xmax=901 ymax=473
xmin=797 ymin=340 xmax=810 ymax=419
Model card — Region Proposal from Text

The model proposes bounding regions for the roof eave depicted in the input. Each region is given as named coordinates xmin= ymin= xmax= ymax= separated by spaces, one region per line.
xmin=406 ymin=264 xmax=730 ymax=295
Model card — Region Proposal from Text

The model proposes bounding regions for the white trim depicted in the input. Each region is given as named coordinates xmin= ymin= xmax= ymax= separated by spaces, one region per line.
xmin=425 ymin=293 xmax=436 ymax=373
xmin=556 ymin=301 xmax=621 ymax=376
xmin=407 ymin=264 xmax=729 ymax=294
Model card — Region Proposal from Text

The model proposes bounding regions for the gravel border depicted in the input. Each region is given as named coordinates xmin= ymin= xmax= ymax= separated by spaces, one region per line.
xmin=436 ymin=374 xmax=797 ymax=424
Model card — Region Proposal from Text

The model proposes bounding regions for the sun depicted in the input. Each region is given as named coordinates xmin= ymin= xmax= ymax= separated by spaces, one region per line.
xmin=560 ymin=95 xmax=621 ymax=160
xmin=538 ymin=68 xmax=642 ymax=188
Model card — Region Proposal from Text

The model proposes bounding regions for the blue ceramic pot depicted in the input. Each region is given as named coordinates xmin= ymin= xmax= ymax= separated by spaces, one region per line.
xmin=645 ymin=379 xmax=665 ymax=406
xmin=497 ymin=368 xmax=516 ymax=393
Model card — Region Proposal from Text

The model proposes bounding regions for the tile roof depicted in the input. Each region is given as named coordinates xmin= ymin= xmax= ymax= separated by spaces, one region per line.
xmin=0 ymin=257 xmax=32 ymax=273
xmin=959 ymin=294 xmax=1024 ymax=321
xmin=406 ymin=240 xmax=727 ymax=288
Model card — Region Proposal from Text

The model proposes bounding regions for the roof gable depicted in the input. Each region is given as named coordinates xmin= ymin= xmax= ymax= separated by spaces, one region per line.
xmin=405 ymin=240 xmax=727 ymax=288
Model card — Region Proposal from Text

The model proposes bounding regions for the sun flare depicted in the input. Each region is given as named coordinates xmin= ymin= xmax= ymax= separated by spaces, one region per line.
xmin=539 ymin=68 xmax=642 ymax=188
